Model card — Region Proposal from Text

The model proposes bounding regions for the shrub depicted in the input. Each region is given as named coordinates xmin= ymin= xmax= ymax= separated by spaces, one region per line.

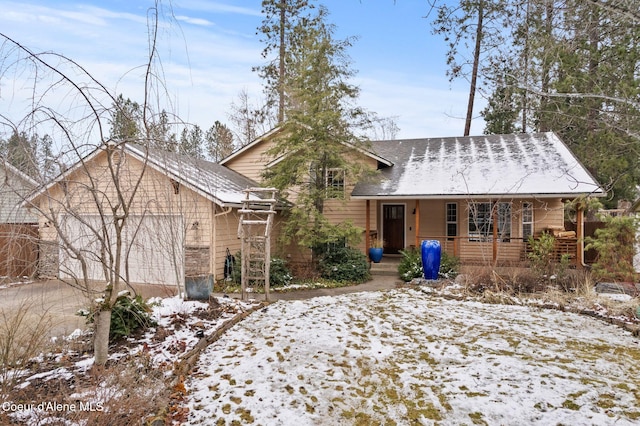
xmin=528 ymin=232 xmax=572 ymax=288
xmin=318 ymin=246 xmax=370 ymax=283
xmin=398 ymin=248 xmax=422 ymax=281
xmin=398 ymin=248 xmax=460 ymax=281
xmin=439 ymin=252 xmax=461 ymax=279
xmin=586 ymin=215 xmax=638 ymax=282
xmin=230 ymin=253 xmax=293 ymax=287
xmin=269 ymin=257 xmax=293 ymax=287
xmin=81 ymin=292 xmax=157 ymax=341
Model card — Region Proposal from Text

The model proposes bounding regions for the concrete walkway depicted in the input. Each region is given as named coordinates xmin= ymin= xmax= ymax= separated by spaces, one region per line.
xmin=213 ymin=274 xmax=404 ymax=302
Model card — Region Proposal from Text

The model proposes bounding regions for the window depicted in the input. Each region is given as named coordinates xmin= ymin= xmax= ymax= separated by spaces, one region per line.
xmin=446 ymin=203 xmax=457 ymax=240
xmin=468 ymin=202 xmax=511 ymax=242
xmin=326 ymin=168 xmax=345 ymax=199
xmin=522 ymin=202 xmax=533 ymax=241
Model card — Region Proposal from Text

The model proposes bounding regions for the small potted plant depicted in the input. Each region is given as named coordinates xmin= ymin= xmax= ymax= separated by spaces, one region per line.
xmin=369 ymin=237 xmax=384 ymax=263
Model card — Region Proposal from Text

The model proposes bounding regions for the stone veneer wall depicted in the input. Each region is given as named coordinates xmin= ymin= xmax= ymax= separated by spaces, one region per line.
xmin=38 ymin=240 xmax=59 ymax=279
xmin=185 ymin=246 xmax=210 ymax=277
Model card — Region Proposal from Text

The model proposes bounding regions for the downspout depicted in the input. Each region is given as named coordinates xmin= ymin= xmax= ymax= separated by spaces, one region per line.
xmin=212 ymin=204 xmax=233 ymax=281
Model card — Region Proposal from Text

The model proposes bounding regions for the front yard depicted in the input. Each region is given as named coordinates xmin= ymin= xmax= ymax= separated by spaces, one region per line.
xmin=184 ymin=289 xmax=640 ymax=425
xmin=1 ymin=279 xmax=640 ymax=425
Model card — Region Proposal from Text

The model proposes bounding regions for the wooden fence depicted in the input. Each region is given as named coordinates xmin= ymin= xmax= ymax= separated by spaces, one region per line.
xmin=0 ymin=224 xmax=38 ymax=277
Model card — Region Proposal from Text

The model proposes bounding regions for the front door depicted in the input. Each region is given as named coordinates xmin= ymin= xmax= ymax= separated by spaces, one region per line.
xmin=383 ymin=204 xmax=405 ymax=254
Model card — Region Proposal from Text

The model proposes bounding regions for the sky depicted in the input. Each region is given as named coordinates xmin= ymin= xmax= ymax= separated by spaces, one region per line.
xmin=0 ymin=0 xmax=487 ymax=141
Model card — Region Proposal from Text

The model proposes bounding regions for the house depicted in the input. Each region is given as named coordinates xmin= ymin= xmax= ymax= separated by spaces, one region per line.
xmin=26 ymin=143 xmax=275 ymax=289
xmin=0 ymin=160 xmax=39 ymax=277
xmin=223 ymin=131 xmax=604 ymax=266
xmin=28 ymin=130 xmax=603 ymax=288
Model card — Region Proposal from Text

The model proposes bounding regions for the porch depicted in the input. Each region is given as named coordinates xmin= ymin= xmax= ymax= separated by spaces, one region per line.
xmin=363 ymin=199 xmax=587 ymax=267
xmin=412 ymin=235 xmax=580 ymax=266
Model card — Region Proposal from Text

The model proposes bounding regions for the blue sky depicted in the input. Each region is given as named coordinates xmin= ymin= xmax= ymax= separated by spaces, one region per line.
xmin=0 ymin=0 xmax=486 ymax=140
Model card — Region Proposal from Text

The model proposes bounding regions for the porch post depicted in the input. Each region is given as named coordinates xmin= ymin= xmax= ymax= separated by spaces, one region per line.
xmin=365 ymin=200 xmax=371 ymax=252
xmin=576 ymin=203 xmax=584 ymax=268
xmin=415 ymin=199 xmax=420 ymax=249
xmin=492 ymin=207 xmax=498 ymax=264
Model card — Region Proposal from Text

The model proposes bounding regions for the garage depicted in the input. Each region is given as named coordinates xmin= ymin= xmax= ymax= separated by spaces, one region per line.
xmin=59 ymin=214 xmax=184 ymax=287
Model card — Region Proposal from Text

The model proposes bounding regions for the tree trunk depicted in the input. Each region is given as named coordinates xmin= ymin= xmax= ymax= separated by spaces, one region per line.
xmin=94 ymin=308 xmax=112 ymax=366
xmin=278 ymin=1 xmax=286 ymax=123
xmin=464 ymin=0 xmax=484 ymax=136
xmin=538 ymin=0 xmax=554 ymax=132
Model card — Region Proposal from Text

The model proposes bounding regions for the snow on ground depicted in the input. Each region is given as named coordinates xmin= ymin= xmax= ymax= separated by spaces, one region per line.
xmin=184 ymin=288 xmax=640 ymax=425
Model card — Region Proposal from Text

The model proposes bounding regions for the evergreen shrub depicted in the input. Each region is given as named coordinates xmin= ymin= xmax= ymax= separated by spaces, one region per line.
xmin=319 ymin=246 xmax=370 ymax=283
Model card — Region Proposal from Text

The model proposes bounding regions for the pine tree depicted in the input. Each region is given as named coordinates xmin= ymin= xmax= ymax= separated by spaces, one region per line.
xmin=205 ymin=121 xmax=235 ymax=162
xmin=262 ymin=5 xmax=370 ymax=251
xmin=256 ymin=0 xmax=315 ymax=123
xmin=109 ymin=94 xmax=141 ymax=143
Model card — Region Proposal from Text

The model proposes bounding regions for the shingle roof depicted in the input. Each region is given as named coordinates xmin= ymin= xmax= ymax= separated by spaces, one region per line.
xmin=26 ymin=143 xmax=269 ymax=208
xmin=352 ymin=132 xmax=604 ymax=199
xmin=126 ymin=144 xmax=266 ymax=207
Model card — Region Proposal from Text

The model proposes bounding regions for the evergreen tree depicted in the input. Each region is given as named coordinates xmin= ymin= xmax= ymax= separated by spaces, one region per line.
xmin=262 ymin=5 xmax=370 ymax=252
xmin=179 ymin=125 xmax=204 ymax=158
xmin=474 ymin=0 xmax=640 ymax=203
xmin=109 ymin=94 xmax=142 ymax=143
xmin=256 ymin=0 xmax=316 ymax=123
xmin=205 ymin=121 xmax=235 ymax=162
xmin=432 ymin=0 xmax=511 ymax=135
xmin=5 ymin=130 xmax=38 ymax=177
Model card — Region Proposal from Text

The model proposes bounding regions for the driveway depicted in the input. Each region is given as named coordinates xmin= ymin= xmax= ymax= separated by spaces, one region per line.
xmin=0 ymin=279 xmax=178 ymax=337
xmin=0 ymin=275 xmax=399 ymax=337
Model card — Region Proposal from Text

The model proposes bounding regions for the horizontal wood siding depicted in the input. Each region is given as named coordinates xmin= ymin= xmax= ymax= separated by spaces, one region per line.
xmin=223 ymin=138 xmax=279 ymax=182
xmin=35 ymin=150 xmax=216 ymax=278
xmin=0 ymin=167 xmax=37 ymax=223
xmin=415 ymin=198 xmax=567 ymax=264
xmin=213 ymin=208 xmax=241 ymax=280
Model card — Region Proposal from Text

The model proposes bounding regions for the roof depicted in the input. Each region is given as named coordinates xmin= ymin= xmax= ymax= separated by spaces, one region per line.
xmin=352 ymin=132 xmax=605 ymax=199
xmin=1 ymin=159 xmax=39 ymax=188
xmin=126 ymin=144 xmax=270 ymax=207
xmin=27 ymin=143 xmax=270 ymax=208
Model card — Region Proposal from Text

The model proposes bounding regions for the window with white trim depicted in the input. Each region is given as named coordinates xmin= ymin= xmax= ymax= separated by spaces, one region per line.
xmin=446 ymin=202 xmax=457 ymax=240
xmin=326 ymin=168 xmax=345 ymax=199
xmin=522 ymin=202 xmax=533 ymax=241
xmin=468 ymin=202 xmax=512 ymax=241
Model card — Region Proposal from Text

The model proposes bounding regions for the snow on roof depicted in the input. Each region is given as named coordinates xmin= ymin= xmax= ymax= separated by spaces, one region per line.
xmin=126 ymin=144 xmax=265 ymax=207
xmin=1 ymin=159 xmax=38 ymax=188
xmin=352 ymin=132 xmax=605 ymax=199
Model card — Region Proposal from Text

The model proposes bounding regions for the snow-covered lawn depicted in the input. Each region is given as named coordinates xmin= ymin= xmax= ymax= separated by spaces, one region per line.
xmin=185 ymin=289 xmax=640 ymax=425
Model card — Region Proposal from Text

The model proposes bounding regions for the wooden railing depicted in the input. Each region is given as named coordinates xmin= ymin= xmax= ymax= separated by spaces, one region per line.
xmin=414 ymin=235 xmax=579 ymax=266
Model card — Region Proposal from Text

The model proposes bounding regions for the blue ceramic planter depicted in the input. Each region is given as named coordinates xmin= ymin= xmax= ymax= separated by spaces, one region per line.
xmin=369 ymin=247 xmax=384 ymax=263
xmin=421 ymin=240 xmax=441 ymax=280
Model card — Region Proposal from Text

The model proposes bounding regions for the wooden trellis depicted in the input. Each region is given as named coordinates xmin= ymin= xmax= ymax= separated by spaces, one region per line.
xmin=237 ymin=188 xmax=278 ymax=301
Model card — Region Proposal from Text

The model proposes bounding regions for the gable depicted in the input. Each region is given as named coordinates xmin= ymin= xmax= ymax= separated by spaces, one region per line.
xmin=353 ymin=132 xmax=604 ymax=199
xmin=222 ymin=126 xmax=393 ymax=183
xmin=1 ymin=161 xmax=37 ymax=223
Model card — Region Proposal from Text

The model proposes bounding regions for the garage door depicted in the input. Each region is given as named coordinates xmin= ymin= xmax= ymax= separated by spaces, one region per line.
xmin=59 ymin=214 xmax=184 ymax=287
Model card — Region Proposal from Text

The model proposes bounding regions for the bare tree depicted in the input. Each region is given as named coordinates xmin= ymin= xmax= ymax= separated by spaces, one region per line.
xmin=228 ymin=88 xmax=273 ymax=147
xmin=0 ymin=2 xmax=187 ymax=366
